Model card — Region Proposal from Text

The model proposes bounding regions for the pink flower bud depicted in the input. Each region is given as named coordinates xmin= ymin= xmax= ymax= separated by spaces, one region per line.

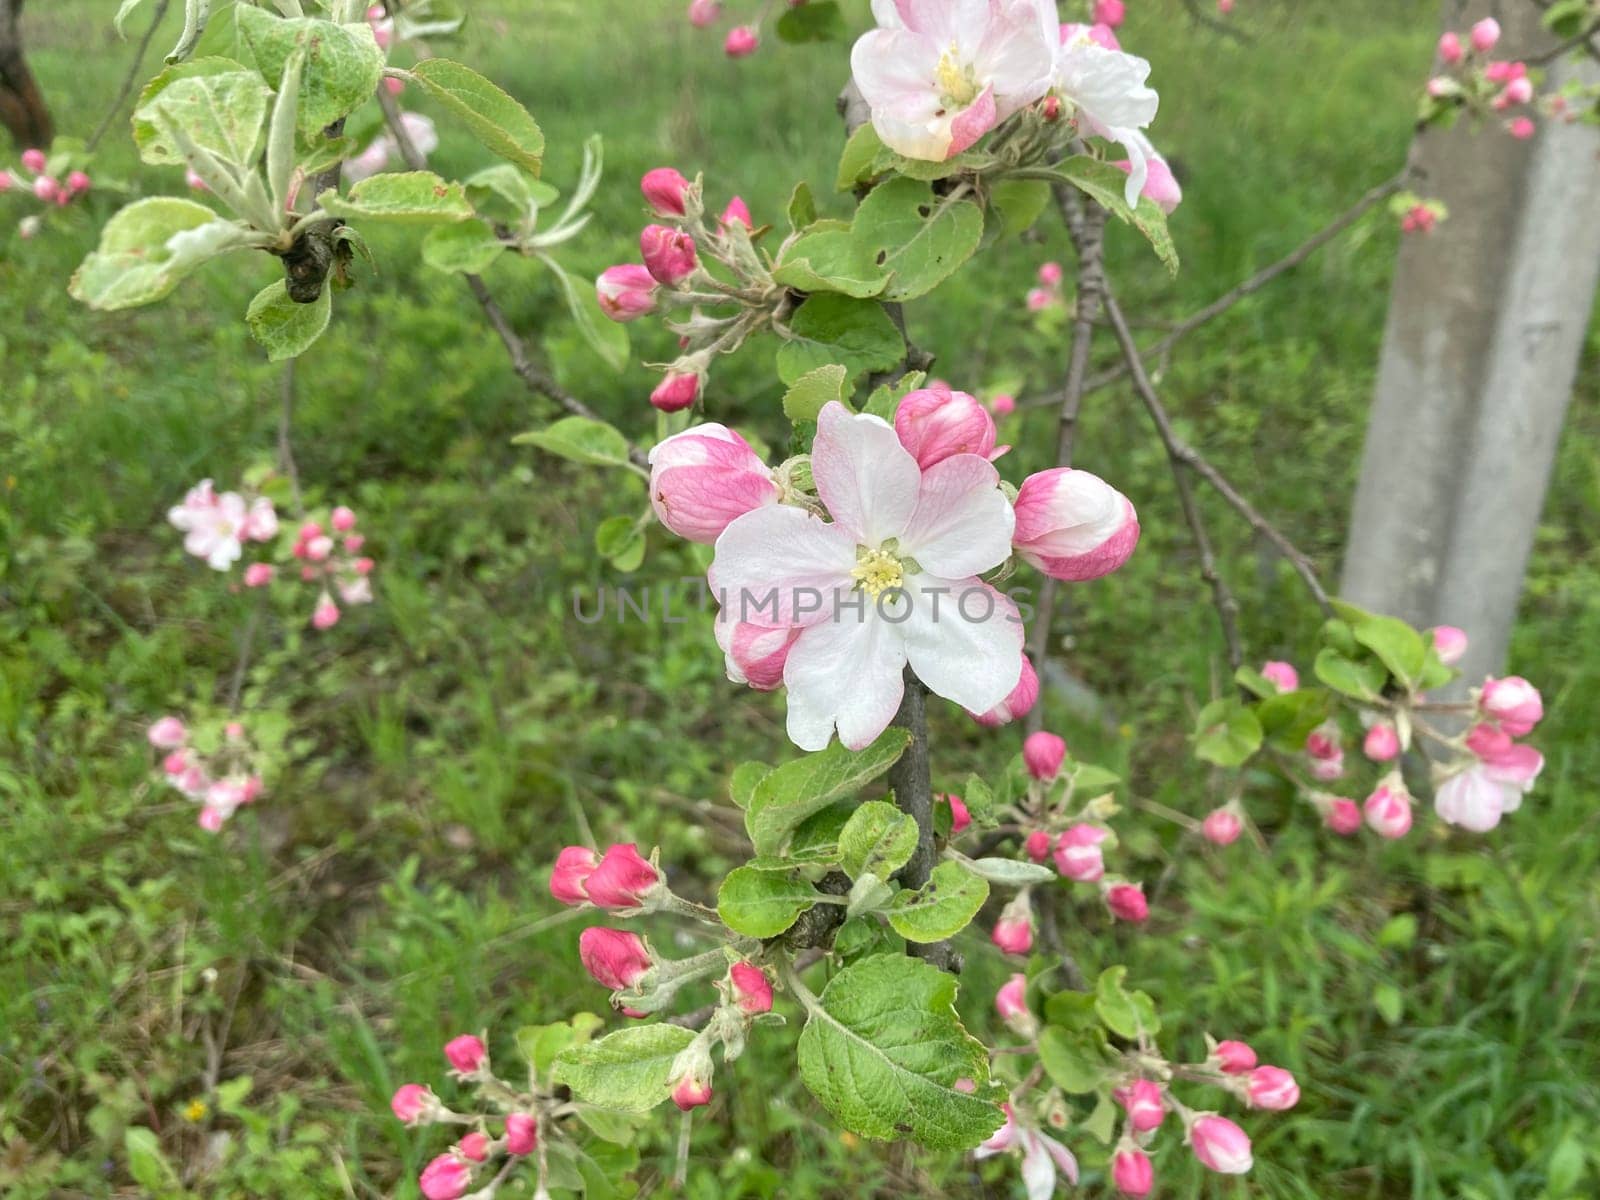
xmin=312 ymin=595 xmax=341 ymax=630
xmin=1363 ymin=722 xmax=1401 ymax=762
xmin=66 ymin=170 xmax=91 ymax=195
xmin=330 ymin=505 xmax=357 ymax=532
xmin=550 ymin=845 xmax=600 ymax=906
xmin=505 ymin=1112 xmax=537 ymax=1155
xmin=720 ymin=195 xmax=753 ymax=229
xmin=298 ymin=520 xmax=323 ymax=541
xmin=186 ymin=167 xmax=208 ymax=191
xmin=1427 ymin=76 xmax=1456 ymax=98
xmin=648 ymin=423 xmax=779 ymax=543
xmin=1013 ymin=468 xmax=1140 ymax=581
xmin=672 ymin=1072 xmax=713 ymax=1111
xmin=1507 ymin=116 xmax=1536 ymax=139
xmin=419 ymin=1153 xmax=472 ymax=1200
xmin=163 ymin=749 xmax=190 ymax=775
xmin=641 ymin=167 xmax=691 ymax=217
xmin=147 ymin=716 xmax=188 ymax=748
xmin=990 ymin=392 xmax=1016 ymax=417
xmin=1495 ymin=77 xmax=1534 ymax=109
xmin=729 ymin=961 xmax=773 ymax=1014
xmin=1112 ymin=1147 xmax=1154 ymax=1197
xmin=991 ymin=894 xmax=1034 ymax=955
xmin=224 ymin=721 xmax=245 ymax=742
xmin=1322 ymin=796 xmax=1362 ymax=836
xmin=20 ymin=147 xmax=45 ymax=173
xmin=968 ymin=653 xmax=1038 ymax=726
xmin=716 ymin=619 xmax=800 ymax=691
xmin=650 ymin=370 xmax=701 ymax=413
xmin=1190 ymin=1114 xmax=1252 ymax=1174
xmin=1093 ymin=0 xmax=1125 ymax=27
xmin=1214 ymin=1039 xmax=1256 ymax=1074
xmin=1026 ymin=287 xmax=1054 ymax=312
xmin=1054 ymin=823 xmax=1108 ymax=882
xmin=596 ymin=263 xmax=659 ymax=322
xmin=1022 ymin=731 xmax=1067 ymax=780
xmin=1216 ymin=0 xmax=1234 ymax=12
xmin=892 ymin=384 xmax=998 ymax=468
xmin=1113 ymin=152 xmax=1183 ymax=214
xmin=390 ymin=1083 xmax=436 ymax=1124
xmin=1246 ymin=1065 xmax=1300 ymax=1110
xmin=724 ymin=24 xmax=759 ymax=56
xmin=1470 ymin=17 xmax=1500 ymax=53
xmin=1041 ymin=95 xmax=1062 ymax=121
xmin=1201 ymin=805 xmax=1243 ymax=847
xmin=345 ymin=534 xmax=366 ymax=553
xmin=456 ymin=1132 xmax=490 ymax=1162
xmin=945 ymin=793 xmax=972 ymax=834
xmin=641 ymin=224 xmax=698 ymax=286
xmin=243 ymin=563 xmax=275 ymax=587
xmin=1305 ymin=727 xmax=1340 ymax=761
xmin=584 ymin=843 xmax=661 ymax=910
xmin=1115 ymin=1078 xmax=1165 ymax=1132
xmin=1479 ymin=675 xmax=1542 ymax=735
xmin=33 ymin=174 xmax=58 ymax=202
xmin=354 ymin=556 xmax=375 ymax=575
xmin=443 ymin=1034 xmax=487 ymax=1074
xmin=1484 ymin=59 xmax=1525 ymax=83
xmin=306 ymin=535 xmax=334 ymax=562
xmin=1438 ymin=31 xmax=1463 ymax=64
xmin=1024 ymin=829 xmax=1052 ymax=862
xmin=995 ymin=972 xmax=1030 ymax=1023
xmin=1037 ymin=261 xmax=1063 ymax=286
xmin=1363 ymin=781 xmax=1413 ymax=839
xmin=579 ymin=927 xmax=653 ymax=990
xmin=1106 ymin=882 xmax=1149 ymax=923
xmin=1260 ymin=661 xmax=1298 ymax=692
xmin=198 ymin=805 xmax=226 ymax=832
xmin=688 ymin=0 xmax=721 ymax=27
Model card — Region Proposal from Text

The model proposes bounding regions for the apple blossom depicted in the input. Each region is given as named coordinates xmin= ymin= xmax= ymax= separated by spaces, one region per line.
xmin=715 ymin=617 xmax=801 ymax=690
xmin=1112 ymin=1146 xmax=1153 ymax=1197
xmin=1115 ymin=1078 xmax=1164 ymax=1132
xmin=1054 ymin=823 xmax=1108 ymax=881
xmin=687 ymin=0 xmax=721 ymax=28
xmin=1037 ymin=261 xmax=1063 ymax=286
xmin=1105 ymin=881 xmax=1149 ymax=923
xmin=640 ymin=224 xmax=697 ymax=286
xmin=32 ymin=174 xmax=57 ymax=202
xmin=641 ymin=167 xmax=691 ymax=216
xmin=974 ymin=1106 xmax=1080 ymax=1198
xmin=20 ymin=147 xmax=44 ymax=173
xmin=708 ymin=403 xmax=1022 ymax=752
xmin=1093 ymin=0 xmax=1125 ymax=26
xmin=724 ymin=24 xmax=759 ymax=56
xmin=946 ymin=792 xmax=972 ymax=833
xmin=1023 ymin=730 xmax=1067 ymax=780
xmin=990 ymin=392 xmax=1017 ymax=417
xmin=1435 ymin=725 xmax=1541 ymax=831
xmin=169 ymin=480 xmax=275 ymax=571
xmin=1322 ymin=796 xmax=1362 ymax=836
xmin=1025 ymin=829 xmax=1052 ymax=861
xmin=1113 ymin=145 xmax=1182 ymax=213
xmin=1484 ymin=60 xmax=1527 ymax=83
xmin=1201 ymin=804 xmax=1243 ymax=846
xmin=729 ymin=961 xmax=773 ymax=1014
xmin=504 ymin=1112 xmax=537 ymax=1155
xmin=1438 ymin=31 xmax=1464 ymax=64
xmin=312 ymin=595 xmax=341 ymax=630
xmin=66 ymin=170 xmax=91 ymax=195
xmin=1053 ymin=24 xmax=1161 ymax=207
xmin=456 ymin=1132 xmax=490 ymax=1162
xmin=443 ymin=1034 xmax=487 ymax=1074
xmin=197 ymin=806 xmax=225 ymax=832
xmin=1364 ymin=721 xmax=1401 ymax=762
xmin=1060 ymin=21 xmax=1121 ymax=51
xmin=649 ymin=423 xmax=780 ymax=544
xmin=849 ymin=0 xmax=1057 ymax=162
xmin=243 ymin=563 xmax=275 ymax=587
xmin=1363 ymin=780 xmax=1412 ymax=839
xmin=968 ymin=651 xmax=1039 ymax=726
xmin=1470 ymin=17 xmax=1500 ymax=53
xmin=583 ymin=843 xmax=661 ymax=910
xmin=419 ymin=1153 xmax=472 ymax=1200
xmin=578 ymin=927 xmax=653 ymax=990
xmin=651 ymin=370 xmax=701 ymax=412
xmin=390 ymin=1083 xmax=436 ymax=1124
xmin=1305 ymin=725 xmax=1344 ymax=781
xmin=1479 ymin=676 xmax=1542 ymax=736
xmin=148 ymin=716 xmax=187 ymax=748
xmin=992 ymin=893 xmax=1035 ymax=955
xmin=1026 ymin=287 xmax=1055 ymax=312
xmin=995 ymin=972 xmax=1033 ymax=1027
xmin=550 ymin=845 xmax=601 ymax=905
xmin=1508 ymin=117 xmax=1535 ymax=139
xmin=893 ymin=384 xmax=1000 ymax=469
xmin=1011 ymin=467 xmax=1140 ymax=582
xmin=1246 ymin=1065 xmax=1300 ymax=1110
xmin=1214 ymin=1039 xmax=1256 ymax=1074
xmin=1216 ymin=0 xmax=1234 ymax=12
xmin=672 ymin=1072 xmax=714 ymax=1110
xmin=1259 ymin=660 xmax=1299 ymax=692
xmin=1190 ymin=1113 xmax=1252 ymax=1174
xmin=720 ymin=195 xmax=753 ymax=229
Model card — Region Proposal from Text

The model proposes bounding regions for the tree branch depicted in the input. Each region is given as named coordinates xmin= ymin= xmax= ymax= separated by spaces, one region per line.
xmin=886 ymin=671 xmax=959 ymax=973
xmin=1182 ymin=0 xmax=1254 ymax=43
xmin=86 ymin=0 xmax=171 ymax=153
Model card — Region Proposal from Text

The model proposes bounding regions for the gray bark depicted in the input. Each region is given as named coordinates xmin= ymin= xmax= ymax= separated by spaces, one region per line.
xmin=1341 ymin=0 xmax=1600 ymax=686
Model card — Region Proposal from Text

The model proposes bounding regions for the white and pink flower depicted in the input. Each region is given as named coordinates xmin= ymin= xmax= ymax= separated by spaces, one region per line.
xmin=168 ymin=480 xmax=278 ymax=571
xmin=649 ymin=423 xmax=780 ymax=544
xmin=975 ymin=1104 xmax=1079 ymax=1200
xmin=1011 ymin=467 xmax=1139 ymax=582
xmin=1053 ymin=24 xmax=1160 ymax=207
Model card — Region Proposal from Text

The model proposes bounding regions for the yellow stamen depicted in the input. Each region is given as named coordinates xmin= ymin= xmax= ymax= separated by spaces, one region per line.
xmin=852 ymin=547 xmax=905 ymax=598
xmin=935 ymin=48 xmax=979 ymax=108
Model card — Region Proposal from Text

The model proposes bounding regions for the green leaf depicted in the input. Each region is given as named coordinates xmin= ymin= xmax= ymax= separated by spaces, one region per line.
xmin=1350 ymin=613 xmax=1427 ymax=688
xmin=887 ymin=860 xmax=988 ymax=943
xmin=787 ymin=180 xmax=817 ymax=231
xmin=781 ymin=363 xmax=850 ymax=423
xmin=1071 ymin=763 xmax=1121 ymax=793
xmin=960 ymin=773 xmax=995 ymax=824
xmin=167 ymin=0 xmax=212 ymax=64
xmin=553 ymin=1024 xmax=697 ymax=1113
xmin=265 ymin=49 xmax=303 ymax=215
xmin=421 ymin=219 xmax=506 ymax=274
xmin=836 ymin=123 xmax=887 ymax=191
xmin=772 ymin=228 xmax=888 ymax=298
xmin=776 ymin=294 xmax=904 ymax=387
xmin=1377 ymin=912 xmax=1418 ymax=951
xmin=235 ymin=7 xmax=384 ymax=136
xmin=1313 ymin=647 xmax=1388 ymax=701
xmin=318 ymin=171 xmax=473 ymax=223
xmin=717 ymin=865 xmax=821 ymax=937
xmin=70 ymin=199 xmax=255 ymax=311
xmin=517 ymin=1013 xmax=604 ymax=1077
xmin=512 ymin=416 xmax=632 ymax=467
xmin=393 ymin=0 xmax=468 ymax=40
xmin=1052 ymin=156 xmax=1179 ymax=275
xmin=1093 ymin=966 xmax=1161 ymax=1039
xmin=797 ymin=954 xmax=1004 ymax=1148
xmin=132 ymin=58 xmax=271 ymax=167
xmin=245 ymin=279 xmax=332 ymax=361
xmin=1044 ymin=989 xmax=1099 ymax=1032
xmin=409 ymin=58 xmax=545 ymax=174
xmin=729 ymin=762 xmax=768 ymax=811
xmin=594 ymin=515 xmax=645 ymax=573
xmin=464 ymin=162 xmax=557 ymax=221
xmin=1192 ymin=697 xmax=1263 ymax=767
xmin=115 ymin=0 xmax=151 ymax=37
xmin=1037 ymin=1026 xmax=1114 ymax=1094
xmin=1256 ymin=689 xmax=1332 ymax=750
xmin=1233 ymin=664 xmax=1279 ymax=700
xmin=125 ymin=1127 xmax=182 ymax=1192
xmin=963 ymin=857 xmax=1054 ymax=886
xmin=539 ymin=251 xmax=630 ymax=373
xmin=775 ymin=0 xmax=848 ymax=42
xmin=1372 ymin=981 xmax=1403 ymax=1026
xmin=837 ymin=800 xmax=918 ymax=880
xmin=851 ymin=177 xmax=983 ymax=301
xmin=986 ymin=178 xmax=1052 ymax=238
xmin=746 ymin=728 xmax=910 ymax=856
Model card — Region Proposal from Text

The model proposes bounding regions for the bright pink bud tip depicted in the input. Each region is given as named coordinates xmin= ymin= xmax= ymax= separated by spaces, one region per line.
xmin=1259 ymin=660 xmax=1298 ymax=692
xmin=1507 ymin=117 xmax=1536 ymax=140
xmin=1093 ymin=0 xmax=1125 ymax=28
xmin=720 ymin=195 xmax=753 ymax=229
xmin=1216 ymin=0 xmax=1234 ymax=13
xmin=1363 ymin=783 xmax=1413 ymax=839
xmin=995 ymin=972 xmax=1030 ymax=1023
xmin=243 ymin=562 xmax=275 ymax=587
xmin=729 ymin=961 xmax=774 ymax=1014
xmin=456 ymin=1132 xmax=490 ymax=1162
xmin=1025 ymin=829 xmax=1052 ymax=862
xmin=550 ymin=845 xmax=601 ymax=906
xmin=1323 ymin=797 xmax=1362 ymax=836
xmin=968 ymin=653 xmax=1038 ymax=726
xmin=1054 ymin=823 xmax=1109 ymax=882
xmin=1013 ymin=468 xmax=1140 ymax=582
xmin=419 ymin=1153 xmax=472 ymax=1200
xmin=384 ymin=76 xmax=405 ymax=95
xmin=1026 ymin=287 xmax=1053 ymax=312
xmin=640 ymin=224 xmax=698 ymax=286
xmin=1106 ymin=883 xmax=1149 ymax=924
xmin=1363 ymin=722 xmax=1401 ymax=762
xmin=640 ymin=167 xmax=691 ymax=218
xmin=990 ymin=392 xmax=1016 ymax=417
xmin=505 ymin=1112 xmax=538 ymax=1155
xmin=330 ymin=505 xmax=357 ymax=532
xmin=584 ymin=843 xmax=661 ymax=910
xmin=724 ymin=25 xmax=759 ymax=56
xmin=596 ymin=263 xmax=659 ymax=322
xmin=579 ymin=927 xmax=652 ymax=990
xmin=0 ymin=170 xmax=11 ymax=192
xmin=946 ymin=793 xmax=972 ymax=835
xmin=1022 ymin=731 xmax=1067 ymax=781
xmin=312 ymin=596 xmax=340 ymax=630
xmin=162 ymin=749 xmax=189 ymax=775
xmin=443 ymin=1034 xmax=487 ymax=1074
xmin=687 ymin=0 xmax=721 ymax=27
xmin=1037 ymin=261 xmax=1064 ymax=286
xmin=21 ymin=147 xmax=45 ymax=173
xmin=67 ymin=170 xmax=91 ymax=195
xmin=390 ymin=1083 xmax=434 ymax=1124
xmin=991 ymin=914 xmax=1033 ymax=956
xmin=672 ymin=1073 xmax=714 ymax=1111
xmin=1112 ymin=1148 xmax=1154 ymax=1197
xmin=198 ymin=805 xmax=226 ymax=832
xmin=648 ymin=423 xmax=779 ymax=544
xmin=147 ymin=716 xmax=187 ymax=748
xmin=650 ymin=370 xmax=701 ymax=413
xmin=1201 ymin=805 xmax=1243 ymax=846
xmin=1479 ymin=675 xmax=1542 ymax=736
xmin=1190 ymin=1114 xmax=1253 ymax=1175
xmin=1437 ymin=31 xmax=1463 ymax=64
xmin=893 ymin=384 xmax=998 ymax=468
xmin=1470 ymin=17 xmax=1500 ymax=53
xmin=1115 ymin=1078 xmax=1165 ymax=1132
xmin=1247 ymin=1065 xmax=1300 ymax=1110
xmin=1215 ymin=1039 xmax=1257 ymax=1073
xmin=33 ymin=175 xmax=58 ymax=202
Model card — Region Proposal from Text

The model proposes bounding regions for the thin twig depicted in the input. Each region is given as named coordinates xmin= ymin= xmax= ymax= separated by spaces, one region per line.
xmin=277 ymin=359 xmax=303 ymax=512
xmin=887 ymin=671 xmax=959 ymax=972
xmin=224 ymin=599 xmax=264 ymax=713
xmin=87 ymin=0 xmax=171 ymax=152
xmin=1529 ymin=0 xmax=1600 ymax=63
xmin=1182 ymin=0 xmax=1254 ymax=43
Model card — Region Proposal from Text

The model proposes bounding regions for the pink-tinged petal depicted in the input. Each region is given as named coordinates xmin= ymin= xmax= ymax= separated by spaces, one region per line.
xmin=850 ymin=30 xmax=945 ymax=122
xmin=900 ymin=577 xmax=1023 ymax=716
xmin=811 ymin=403 xmax=921 ymax=547
xmin=1028 ymin=498 xmax=1139 ymax=580
xmin=710 ymin=504 xmax=856 ymax=627
xmin=1434 ymin=767 xmax=1511 ymax=832
xmin=947 ymin=84 xmax=998 ymax=156
xmin=1019 ymin=1132 xmax=1059 ymax=1200
xmin=783 ymin=614 xmax=907 ymax=751
xmin=976 ymin=1114 xmax=1021 ymax=1157
xmin=1040 ymin=1132 xmax=1080 ymax=1184
xmin=714 ymin=614 xmax=801 ymax=690
xmin=900 ymin=453 xmax=1015 ymax=579
xmin=1481 ymin=744 xmax=1543 ymax=791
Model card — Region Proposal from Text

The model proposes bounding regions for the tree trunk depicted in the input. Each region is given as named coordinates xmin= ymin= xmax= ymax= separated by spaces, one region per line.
xmin=0 ymin=0 xmax=51 ymax=149
xmin=1340 ymin=0 xmax=1600 ymax=686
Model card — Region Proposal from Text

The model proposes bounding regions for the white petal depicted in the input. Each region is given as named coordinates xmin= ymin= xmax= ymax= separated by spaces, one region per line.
xmin=783 ymin=613 xmax=907 ymax=751
xmin=1020 ymin=1133 xmax=1059 ymax=1200
xmin=900 ymin=453 xmax=1015 ymax=578
xmin=900 ymin=577 xmax=1023 ymax=714
xmin=850 ymin=30 xmax=943 ymax=122
xmin=812 ymin=403 xmax=920 ymax=547
xmin=711 ymin=504 xmax=856 ymax=627
xmin=1040 ymin=1132 xmax=1079 ymax=1184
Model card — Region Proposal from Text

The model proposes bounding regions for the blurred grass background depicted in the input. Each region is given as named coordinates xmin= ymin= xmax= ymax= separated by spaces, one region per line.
xmin=2 ymin=0 xmax=1597 ymax=1196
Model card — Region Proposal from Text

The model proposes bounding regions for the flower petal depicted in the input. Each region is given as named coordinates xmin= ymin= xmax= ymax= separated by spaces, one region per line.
xmin=1019 ymin=1132 xmax=1058 ymax=1200
xmin=900 ymin=452 xmax=1016 ymax=578
xmin=783 ymin=613 xmax=907 ymax=751
xmin=711 ymin=504 xmax=856 ymax=627
xmin=812 ymin=402 xmax=921 ymax=547
xmin=900 ymin=577 xmax=1023 ymax=714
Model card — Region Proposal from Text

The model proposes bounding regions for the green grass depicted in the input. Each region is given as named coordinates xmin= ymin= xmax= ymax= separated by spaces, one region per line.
xmin=3 ymin=0 xmax=1598 ymax=1197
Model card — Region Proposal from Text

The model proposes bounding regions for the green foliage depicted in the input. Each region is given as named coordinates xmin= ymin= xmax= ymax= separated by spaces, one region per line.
xmin=406 ymin=58 xmax=546 ymax=175
xmin=886 ymin=861 xmax=988 ymax=943
xmin=245 ymin=278 xmax=332 ymax=360
xmin=319 ymin=170 xmax=474 ymax=223
xmin=553 ymin=1024 xmax=698 ymax=1113
xmin=745 ymin=729 xmax=910 ymax=855
xmin=513 ymin=415 xmax=634 ymax=467
xmin=717 ymin=865 xmax=821 ymax=936
xmin=234 ymin=6 xmax=385 ymax=137
xmin=69 ymin=197 xmax=254 ymax=310
xmin=775 ymin=294 xmax=905 ymax=386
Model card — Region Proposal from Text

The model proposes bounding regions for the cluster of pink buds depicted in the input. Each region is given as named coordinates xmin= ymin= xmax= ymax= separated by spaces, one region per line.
xmin=282 ymin=506 xmax=376 ymax=630
xmin=1432 ymin=674 xmax=1545 ymax=831
xmin=1394 ymin=193 xmax=1448 ymax=234
xmin=1026 ymin=260 xmax=1067 ymax=313
xmin=1426 ymin=17 xmax=1542 ymax=139
xmin=1 ymin=146 xmax=92 ymax=239
xmin=147 ymin=716 xmax=264 ymax=832
xmin=390 ymin=1032 xmax=543 ymax=1200
xmin=550 ymin=842 xmax=666 ymax=911
xmin=168 ymin=479 xmax=278 ymax=572
xmin=684 ymin=0 xmax=763 ymax=57
xmin=595 ymin=166 xmax=771 ymax=411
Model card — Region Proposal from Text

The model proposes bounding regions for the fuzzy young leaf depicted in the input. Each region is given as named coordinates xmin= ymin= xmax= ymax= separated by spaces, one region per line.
xmin=782 ymin=364 xmax=850 ymax=423
xmin=796 ymin=954 xmax=1004 ymax=1148
xmin=517 ymin=1013 xmax=604 ymax=1077
xmin=167 ymin=0 xmax=212 ymax=64
xmin=718 ymin=865 xmax=822 ymax=937
xmin=235 ymin=7 xmax=384 ymax=135
xmin=1192 ymin=697 xmax=1263 ymax=767
xmin=963 ymin=857 xmax=1054 ymax=886
xmin=787 ymin=180 xmax=818 ymax=231
xmin=246 ymin=279 xmax=332 ymax=361
xmin=887 ymin=860 xmax=988 ymax=943
xmin=851 ymin=176 xmax=984 ymax=302
xmin=1093 ymin=966 xmax=1161 ymax=1039
xmin=513 ymin=416 xmax=632 ymax=467
xmin=837 ymin=800 xmax=917 ymax=880
xmin=728 ymin=762 xmax=769 ymax=811
xmin=552 ymin=1024 xmax=697 ymax=1113
xmin=70 ymin=199 xmax=256 ymax=311
xmin=771 ymin=228 xmax=888 ymax=298
xmin=421 ymin=219 xmax=506 ymax=274
xmin=132 ymin=58 xmax=271 ymax=168
xmin=318 ymin=171 xmax=473 ymax=223
xmin=1052 ymin=156 xmax=1179 ymax=275
xmin=408 ymin=58 xmax=545 ymax=174
xmin=538 ymin=251 xmax=630 ymax=372
xmin=776 ymin=0 xmax=848 ymax=42
xmin=775 ymin=294 xmax=905 ymax=387
xmin=746 ymin=728 xmax=910 ymax=856
xmin=1313 ymin=647 xmax=1388 ymax=701
xmin=1037 ymin=1026 xmax=1114 ymax=1094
